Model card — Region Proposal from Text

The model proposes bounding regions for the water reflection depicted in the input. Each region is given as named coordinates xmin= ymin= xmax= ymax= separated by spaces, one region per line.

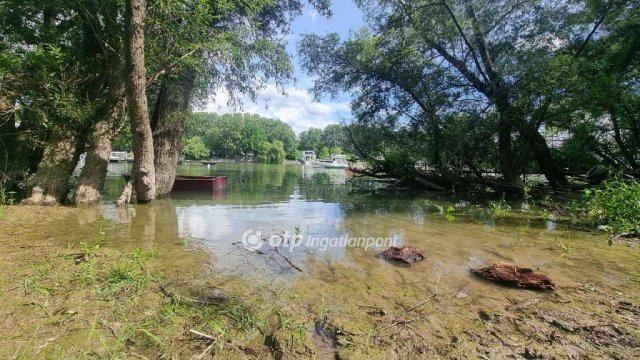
xmin=95 ymin=163 xmax=638 ymax=291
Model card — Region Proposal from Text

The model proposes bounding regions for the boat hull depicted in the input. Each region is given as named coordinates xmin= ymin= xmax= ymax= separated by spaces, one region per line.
xmin=171 ymin=175 xmax=227 ymax=192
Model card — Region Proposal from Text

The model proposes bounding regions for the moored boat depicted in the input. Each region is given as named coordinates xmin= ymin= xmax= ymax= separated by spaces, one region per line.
xmin=171 ymin=175 xmax=227 ymax=192
xmin=311 ymin=155 xmax=348 ymax=169
xmin=122 ymin=174 xmax=227 ymax=192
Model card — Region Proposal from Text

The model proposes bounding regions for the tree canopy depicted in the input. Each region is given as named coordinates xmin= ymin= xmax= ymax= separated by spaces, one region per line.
xmin=187 ymin=113 xmax=298 ymax=163
xmin=299 ymin=0 xmax=640 ymax=190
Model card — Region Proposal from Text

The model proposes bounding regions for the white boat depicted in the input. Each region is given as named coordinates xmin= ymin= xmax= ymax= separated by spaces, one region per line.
xmin=311 ymin=155 xmax=348 ymax=169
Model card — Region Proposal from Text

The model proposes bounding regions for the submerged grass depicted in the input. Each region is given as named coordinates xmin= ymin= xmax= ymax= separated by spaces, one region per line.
xmin=1 ymin=228 xmax=319 ymax=358
xmin=3 ymin=204 xmax=640 ymax=359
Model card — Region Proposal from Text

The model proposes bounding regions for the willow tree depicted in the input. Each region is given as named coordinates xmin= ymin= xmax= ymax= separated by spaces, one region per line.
xmin=142 ymin=0 xmax=332 ymax=195
xmin=548 ymin=0 xmax=640 ymax=172
xmin=299 ymin=29 xmax=462 ymax=182
xmin=302 ymin=0 xmax=597 ymax=189
xmin=1 ymin=0 xmax=118 ymax=205
xmin=123 ymin=0 xmax=155 ymax=202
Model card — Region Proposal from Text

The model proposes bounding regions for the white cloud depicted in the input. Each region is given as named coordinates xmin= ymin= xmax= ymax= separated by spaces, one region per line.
xmin=200 ymin=84 xmax=351 ymax=133
xmin=305 ymin=8 xmax=319 ymax=22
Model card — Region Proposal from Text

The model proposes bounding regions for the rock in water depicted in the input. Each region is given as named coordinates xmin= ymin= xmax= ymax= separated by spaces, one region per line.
xmin=471 ymin=262 xmax=555 ymax=291
xmin=381 ymin=246 xmax=426 ymax=264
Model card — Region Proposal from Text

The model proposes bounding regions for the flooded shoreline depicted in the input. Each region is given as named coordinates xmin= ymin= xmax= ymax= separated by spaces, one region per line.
xmin=1 ymin=163 xmax=639 ymax=358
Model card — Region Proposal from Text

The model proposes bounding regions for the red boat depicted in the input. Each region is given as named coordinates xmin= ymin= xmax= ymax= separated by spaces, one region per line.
xmin=171 ymin=175 xmax=227 ymax=192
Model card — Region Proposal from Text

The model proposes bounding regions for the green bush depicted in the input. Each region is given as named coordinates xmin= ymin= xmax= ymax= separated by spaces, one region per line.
xmin=584 ymin=176 xmax=640 ymax=233
xmin=182 ymin=136 xmax=210 ymax=160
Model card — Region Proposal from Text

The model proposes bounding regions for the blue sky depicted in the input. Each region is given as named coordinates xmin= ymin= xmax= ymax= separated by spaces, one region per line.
xmin=203 ymin=1 xmax=364 ymax=133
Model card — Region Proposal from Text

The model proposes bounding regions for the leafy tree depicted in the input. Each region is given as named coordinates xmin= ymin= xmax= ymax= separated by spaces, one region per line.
xmin=299 ymin=128 xmax=324 ymax=155
xmin=302 ymin=0 xmax=617 ymax=188
xmin=257 ymin=140 xmax=286 ymax=164
xmin=1 ymin=0 xmax=333 ymax=204
xmin=187 ymin=112 xmax=298 ymax=160
xmin=182 ymin=136 xmax=210 ymax=160
xmin=318 ymin=146 xmax=330 ymax=159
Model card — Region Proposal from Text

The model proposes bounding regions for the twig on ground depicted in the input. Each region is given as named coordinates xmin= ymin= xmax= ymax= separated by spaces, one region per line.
xmin=99 ymin=317 xmax=121 ymax=339
xmin=189 ymin=329 xmax=217 ymax=341
xmin=194 ymin=341 xmax=215 ymax=360
xmin=130 ymin=353 xmax=150 ymax=360
xmin=190 ymin=329 xmax=219 ymax=360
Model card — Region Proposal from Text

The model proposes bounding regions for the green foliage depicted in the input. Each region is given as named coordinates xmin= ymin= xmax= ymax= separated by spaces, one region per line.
xmin=584 ymin=176 xmax=640 ymax=233
xmin=187 ymin=113 xmax=297 ymax=159
xmin=318 ymin=146 xmax=330 ymax=159
xmin=299 ymin=125 xmax=352 ymax=157
xmin=300 ymin=0 xmax=640 ymax=185
xmin=182 ymin=136 xmax=210 ymax=160
xmin=257 ymin=140 xmax=286 ymax=164
xmin=112 ymin=129 xmax=133 ymax=151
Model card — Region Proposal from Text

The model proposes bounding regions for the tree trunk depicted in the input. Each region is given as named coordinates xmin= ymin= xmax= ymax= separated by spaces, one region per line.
xmin=124 ymin=0 xmax=155 ymax=203
xmin=610 ymin=113 xmax=637 ymax=169
xmin=21 ymin=132 xmax=80 ymax=205
xmin=494 ymin=90 xmax=568 ymax=189
xmin=151 ymin=76 xmax=194 ymax=196
xmin=74 ymin=95 xmax=125 ymax=205
xmin=528 ymin=129 xmax=570 ymax=188
xmin=494 ymin=95 xmax=523 ymax=188
xmin=0 ymin=95 xmax=16 ymax=185
xmin=497 ymin=120 xmax=522 ymax=188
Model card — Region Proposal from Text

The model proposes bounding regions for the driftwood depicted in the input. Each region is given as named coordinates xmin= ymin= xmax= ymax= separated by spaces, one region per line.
xmin=472 ymin=262 xmax=555 ymax=291
xmin=381 ymin=246 xmax=426 ymax=264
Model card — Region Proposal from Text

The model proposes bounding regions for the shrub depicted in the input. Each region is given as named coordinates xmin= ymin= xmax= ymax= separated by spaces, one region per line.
xmin=584 ymin=176 xmax=640 ymax=233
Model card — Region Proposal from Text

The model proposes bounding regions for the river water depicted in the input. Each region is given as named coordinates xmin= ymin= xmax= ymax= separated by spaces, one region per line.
xmin=96 ymin=163 xmax=637 ymax=293
xmin=10 ymin=162 xmax=640 ymax=357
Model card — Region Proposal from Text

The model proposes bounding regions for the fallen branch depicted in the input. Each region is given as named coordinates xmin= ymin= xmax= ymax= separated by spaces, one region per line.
xmin=273 ymin=248 xmax=302 ymax=272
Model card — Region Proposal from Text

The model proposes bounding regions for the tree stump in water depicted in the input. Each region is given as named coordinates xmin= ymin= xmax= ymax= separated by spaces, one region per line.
xmin=472 ymin=262 xmax=555 ymax=291
xmin=381 ymin=246 xmax=425 ymax=264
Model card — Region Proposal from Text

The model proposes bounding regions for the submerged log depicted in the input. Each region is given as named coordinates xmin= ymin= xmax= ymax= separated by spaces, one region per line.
xmin=381 ymin=246 xmax=426 ymax=264
xmin=472 ymin=263 xmax=555 ymax=291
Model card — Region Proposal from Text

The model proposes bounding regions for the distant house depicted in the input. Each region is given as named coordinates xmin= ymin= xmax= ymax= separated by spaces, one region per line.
xmin=299 ymin=150 xmax=316 ymax=163
xmin=109 ymin=151 xmax=133 ymax=162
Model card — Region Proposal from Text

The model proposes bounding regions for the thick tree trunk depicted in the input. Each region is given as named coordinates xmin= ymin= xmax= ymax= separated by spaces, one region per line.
xmin=528 ymin=129 xmax=570 ymax=188
xmin=21 ymin=132 xmax=80 ymax=205
xmin=74 ymin=96 xmax=125 ymax=205
xmin=151 ymin=76 xmax=194 ymax=196
xmin=495 ymin=91 xmax=567 ymax=189
xmin=124 ymin=0 xmax=155 ymax=202
xmin=494 ymin=97 xmax=523 ymax=188
xmin=497 ymin=120 xmax=522 ymax=188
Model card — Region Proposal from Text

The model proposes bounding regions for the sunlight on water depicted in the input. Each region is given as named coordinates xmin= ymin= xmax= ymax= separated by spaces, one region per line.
xmin=82 ymin=163 xmax=639 ymax=295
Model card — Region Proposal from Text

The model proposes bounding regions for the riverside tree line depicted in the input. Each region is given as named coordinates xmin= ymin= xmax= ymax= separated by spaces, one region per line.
xmin=301 ymin=0 xmax=639 ymax=192
xmin=0 ymin=0 xmax=332 ymax=205
xmin=1 ymin=0 xmax=639 ymax=206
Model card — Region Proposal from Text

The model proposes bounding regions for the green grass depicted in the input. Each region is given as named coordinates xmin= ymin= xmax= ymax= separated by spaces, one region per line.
xmin=584 ymin=175 xmax=640 ymax=233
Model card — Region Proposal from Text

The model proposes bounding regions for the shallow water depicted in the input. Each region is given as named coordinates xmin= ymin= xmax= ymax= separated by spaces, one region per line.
xmin=8 ymin=162 xmax=640 ymax=358
xmin=93 ymin=163 xmax=640 ymax=294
